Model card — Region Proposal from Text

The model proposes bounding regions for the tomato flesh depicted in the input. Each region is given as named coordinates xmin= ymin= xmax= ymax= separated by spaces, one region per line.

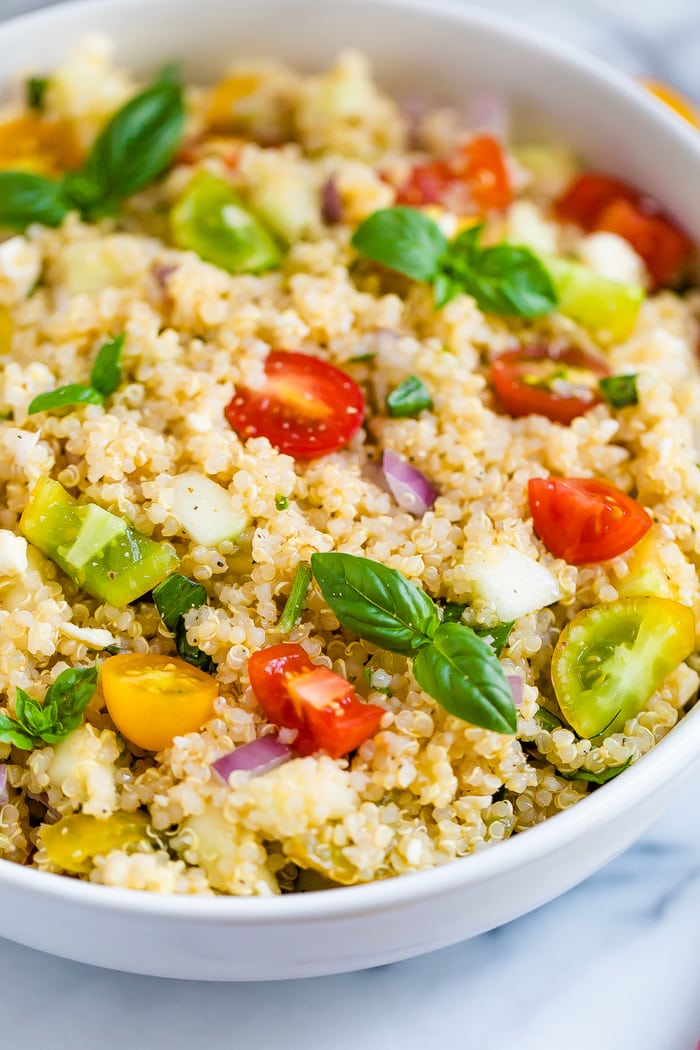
xmin=226 ymin=351 xmax=365 ymax=459
xmin=248 ymin=643 xmax=384 ymax=758
xmin=551 ymin=596 xmax=695 ymax=738
xmin=490 ymin=346 xmax=608 ymax=424
xmin=397 ymin=134 xmax=512 ymax=214
xmin=101 ymin=653 xmax=218 ymax=752
xmin=528 ymin=477 xmax=652 ymax=564
xmin=556 ymin=172 xmax=693 ymax=289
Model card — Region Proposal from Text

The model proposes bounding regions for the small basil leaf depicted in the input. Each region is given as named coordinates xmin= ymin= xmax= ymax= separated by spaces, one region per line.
xmin=413 ymin=622 xmax=517 ymax=734
xmin=90 ymin=333 xmax=125 ymax=398
xmin=599 ymin=374 xmax=638 ymax=409
xmin=26 ymin=76 xmax=49 ymax=111
xmin=433 ymin=271 xmax=464 ymax=309
xmin=0 ymin=713 xmax=34 ymax=750
xmin=0 ymin=172 xmax=70 ymax=232
xmin=559 ymin=757 xmax=633 ymax=785
xmin=311 ymin=552 xmax=440 ymax=655
xmin=27 ymin=384 xmax=104 ymax=415
xmin=351 ymin=207 xmax=448 ymax=283
xmin=443 ymin=228 xmax=558 ymax=318
xmin=41 ymin=666 xmax=98 ymax=738
xmin=473 ymin=621 xmax=514 ymax=658
xmin=175 ymin=622 xmax=215 ymax=673
xmin=386 ymin=375 xmax=433 ymax=418
xmin=534 ymin=707 xmax=565 ymax=733
xmin=440 ymin=602 xmax=467 ymax=624
xmin=153 ymin=572 xmax=208 ymax=633
xmin=67 ymin=75 xmax=185 ymax=219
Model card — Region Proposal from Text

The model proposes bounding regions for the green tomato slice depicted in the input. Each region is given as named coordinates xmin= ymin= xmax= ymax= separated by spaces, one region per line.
xmin=171 ymin=171 xmax=281 ymax=274
xmin=551 ymin=596 xmax=695 ymax=738
xmin=40 ymin=812 xmax=153 ymax=873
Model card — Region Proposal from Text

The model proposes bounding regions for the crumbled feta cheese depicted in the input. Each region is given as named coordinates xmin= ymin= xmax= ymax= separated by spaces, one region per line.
xmin=0 ymin=531 xmax=28 ymax=577
xmin=577 ymin=232 xmax=646 ymax=287
xmin=60 ymin=623 xmax=116 ymax=649
xmin=0 ymin=237 xmax=42 ymax=303
xmin=507 ymin=200 xmax=559 ymax=255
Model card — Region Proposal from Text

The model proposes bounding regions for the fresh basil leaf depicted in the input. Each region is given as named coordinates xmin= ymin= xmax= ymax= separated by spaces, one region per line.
xmin=559 ymin=757 xmax=633 ymax=785
xmin=599 ymin=374 xmax=638 ymax=409
xmin=0 ymin=713 xmax=33 ymax=750
xmin=11 ymin=666 xmax=98 ymax=746
xmin=175 ymin=622 xmax=215 ymax=673
xmin=413 ymin=622 xmax=517 ymax=734
xmin=27 ymin=383 xmax=104 ymax=415
xmin=153 ymin=573 xmax=208 ymax=633
xmin=440 ymin=602 xmax=467 ymax=624
xmin=278 ymin=561 xmax=312 ymax=634
xmin=311 ymin=552 xmax=440 ymax=655
xmin=26 ymin=75 xmax=49 ymax=111
xmin=473 ymin=621 xmax=514 ymax=658
xmin=534 ymin=707 xmax=565 ymax=732
xmin=433 ymin=271 xmax=465 ymax=309
xmin=0 ymin=172 xmax=70 ymax=232
xmin=443 ymin=227 xmax=558 ymax=317
xmin=351 ymin=207 xmax=448 ymax=283
xmin=90 ymin=333 xmax=125 ymax=398
xmin=64 ymin=73 xmax=185 ymax=219
xmin=386 ymin=375 xmax=433 ymax=418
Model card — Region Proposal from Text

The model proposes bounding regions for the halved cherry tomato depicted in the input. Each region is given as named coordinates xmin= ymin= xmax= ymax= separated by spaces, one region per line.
xmin=528 ymin=477 xmax=652 ymax=564
xmin=551 ymin=596 xmax=695 ymax=738
xmin=248 ymin=643 xmax=384 ymax=758
xmin=225 ymin=351 xmax=365 ymax=459
xmin=101 ymin=653 xmax=218 ymax=752
xmin=641 ymin=80 xmax=700 ymax=130
xmin=0 ymin=113 xmax=82 ymax=175
xmin=556 ymin=172 xmax=693 ymax=289
xmin=490 ymin=346 xmax=609 ymax=424
xmin=397 ymin=134 xmax=512 ymax=214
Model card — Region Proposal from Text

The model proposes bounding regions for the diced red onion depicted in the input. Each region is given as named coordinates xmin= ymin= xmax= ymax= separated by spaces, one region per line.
xmin=507 ymin=675 xmax=523 ymax=708
xmin=212 ymin=737 xmax=292 ymax=784
xmin=152 ymin=262 xmax=179 ymax=288
xmin=0 ymin=765 xmax=7 ymax=807
xmin=321 ymin=176 xmax=343 ymax=224
xmin=382 ymin=449 xmax=437 ymax=516
xmin=26 ymin=791 xmax=61 ymax=823
xmin=467 ymin=92 xmax=510 ymax=140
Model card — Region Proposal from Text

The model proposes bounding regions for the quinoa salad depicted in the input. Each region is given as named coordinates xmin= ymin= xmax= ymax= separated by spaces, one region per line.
xmin=0 ymin=40 xmax=698 ymax=896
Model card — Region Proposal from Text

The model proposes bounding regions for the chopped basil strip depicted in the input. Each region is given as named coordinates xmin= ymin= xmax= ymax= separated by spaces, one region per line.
xmin=534 ymin=707 xmax=565 ymax=732
xmin=473 ymin=621 xmax=514 ymax=658
xmin=275 ymin=494 xmax=289 ymax=511
xmin=599 ymin=374 xmax=638 ymax=409
xmin=351 ymin=208 xmax=558 ymax=319
xmin=311 ymin=552 xmax=516 ymax=733
xmin=26 ymin=76 xmax=49 ymax=111
xmin=349 ymin=351 xmax=377 ymax=363
xmin=278 ymin=561 xmax=312 ymax=634
xmin=90 ymin=333 xmax=125 ymax=398
xmin=28 ymin=383 xmax=104 ymax=415
xmin=559 ymin=757 xmax=633 ymax=785
xmin=152 ymin=572 xmax=214 ymax=671
xmin=0 ymin=665 xmax=98 ymax=750
xmin=386 ymin=375 xmax=433 ymax=418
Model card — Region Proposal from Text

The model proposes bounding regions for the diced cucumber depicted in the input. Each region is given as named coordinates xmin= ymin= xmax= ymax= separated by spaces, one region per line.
xmin=246 ymin=164 xmax=319 ymax=243
xmin=64 ymin=503 xmax=128 ymax=571
xmin=171 ymin=172 xmax=281 ymax=274
xmin=170 ymin=472 xmax=249 ymax=547
xmin=544 ymin=256 xmax=644 ymax=344
xmin=20 ymin=477 xmax=179 ymax=606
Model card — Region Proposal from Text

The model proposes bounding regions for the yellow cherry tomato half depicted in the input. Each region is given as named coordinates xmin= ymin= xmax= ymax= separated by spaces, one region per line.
xmin=41 ymin=811 xmax=152 ymax=874
xmin=101 ymin=653 xmax=218 ymax=751
xmin=641 ymin=80 xmax=700 ymax=129
xmin=0 ymin=113 xmax=82 ymax=175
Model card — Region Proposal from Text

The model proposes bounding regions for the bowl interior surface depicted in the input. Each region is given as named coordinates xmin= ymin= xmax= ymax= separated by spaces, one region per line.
xmin=0 ymin=0 xmax=699 ymax=926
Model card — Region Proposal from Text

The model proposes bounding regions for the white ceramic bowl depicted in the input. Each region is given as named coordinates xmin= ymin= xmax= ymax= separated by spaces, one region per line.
xmin=1 ymin=0 xmax=700 ymax=982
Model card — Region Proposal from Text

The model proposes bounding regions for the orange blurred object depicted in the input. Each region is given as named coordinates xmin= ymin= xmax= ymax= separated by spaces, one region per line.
xmin=0 ymin=112 xmax=82 ymax=175
xmin=641 ymin=79 xmax=700 ymax=129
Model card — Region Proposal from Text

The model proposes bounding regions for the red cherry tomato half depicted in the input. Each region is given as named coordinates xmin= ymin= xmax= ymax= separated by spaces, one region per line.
xmin=528 ymin=477 xmax=652 ymax=564
xmin=490 ymin=346 xmax=609 ymax=425
xmin=247 ymin=643 xmax=384 ymax=758
xmin=556 ymin=172 xmax=693 ymax=289
xmin=397 ymin=134 xmax=512 ymax=214
xmin=226 ymin=351 xmax=365 ymax=459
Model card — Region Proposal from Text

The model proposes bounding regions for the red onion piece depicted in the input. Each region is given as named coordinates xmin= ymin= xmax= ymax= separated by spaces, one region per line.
xmin=382 ymin=449 xmax=437 ymax=516
xmin=0 ymin=765 xmax=7 ymax=807
xmin=212 ymin=737 xmax=292 ymax=784
xmin=467 ymin=92 xmax=510 ymax=140
xmin=26 ymin=791 xmax=61 ymax=823
xmin=507 ymin=674 xmax=523 ymax=708
xmin=321 ymin=177 xmax=343 ymax=225
xmin=152 ymin=262 xmax=179 ymax=288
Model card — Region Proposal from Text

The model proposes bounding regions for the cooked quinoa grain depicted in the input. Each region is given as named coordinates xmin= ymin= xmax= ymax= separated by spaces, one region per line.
xmin=0 ymin=39 xmax=698 ymax=895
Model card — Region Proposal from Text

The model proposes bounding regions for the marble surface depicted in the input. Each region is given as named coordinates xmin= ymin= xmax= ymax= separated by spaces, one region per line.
xmin=1 ymin=0 xmax=700 ymax=1046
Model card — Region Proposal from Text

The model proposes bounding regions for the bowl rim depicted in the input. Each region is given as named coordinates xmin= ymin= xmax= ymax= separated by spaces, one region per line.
xmin=1 ymin=0 xmax=699 ymax=922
